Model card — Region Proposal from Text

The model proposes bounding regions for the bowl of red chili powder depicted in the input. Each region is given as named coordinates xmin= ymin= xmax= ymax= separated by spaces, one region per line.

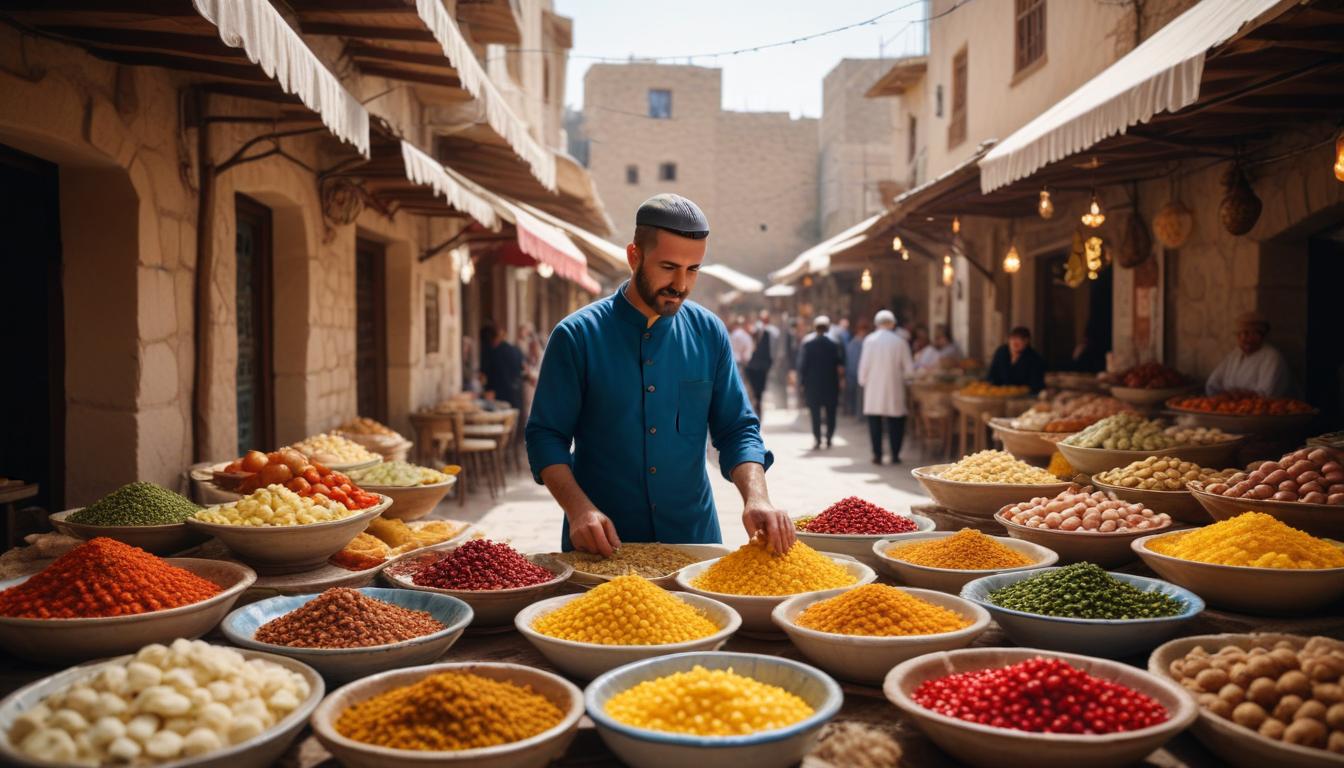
xmin=0 ymin=537 xmax=256 ymax=663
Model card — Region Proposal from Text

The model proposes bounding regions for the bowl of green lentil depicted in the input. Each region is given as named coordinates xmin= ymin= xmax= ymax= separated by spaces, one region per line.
xmin=49 ymin=482 xmax=209 ymax=555
xmin=960 ymin=564 xmax=1204 ymax=658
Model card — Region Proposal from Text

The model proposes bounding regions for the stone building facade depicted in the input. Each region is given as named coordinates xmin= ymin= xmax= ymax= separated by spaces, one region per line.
xmin=819 ymin=59 xmax=901 ymax=239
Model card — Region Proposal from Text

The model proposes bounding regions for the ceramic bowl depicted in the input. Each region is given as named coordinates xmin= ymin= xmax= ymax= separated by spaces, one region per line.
xmin=357 ymin=479 xmax=456 ymax=521
xmin=1131 ymin=533 xmax=1344 ymax=615
xmin=883 ymin=647 xmax=1198 ymax=768
xmin=960 ymin=568 xmax=1204 ymax=658
xmin=1164 ymin=403 xmax=1319 ymax=436
xmin=311 ymin=662 xmax=584 ymax=768
xmin=221 ymin=587 xmax=472 ymax=683
xmin=771 ymin=586 xmax=990 ymax=685
xmin=993 ymin=506 xmax=1173 ymax=567
xmin=185 ymin=496 xmax=390 ymax=574
xmin=325 ymin=456 xmax=383 ymax=473
xmin=674 ymin=557 xmax=876 ymax=636
xmin=988 ymin=418 xmax=1069 ymax=461
xmin=1149 ymin=633 xmax=1344 ymax=768
xmin=585 ymin=651 xmax=843 ymax=768
xmin=792 ymin=513 xmax=935 ymax=568
xmin=0 ymin=648 xmax=323 ymax=768
xmin=872 ymin=532 xmax=1058 ymax=593
xmin=382 ymin=551 xmax=573 ymax=628
xmin=515 ymin=592 xmax=740 ymax=680
xmin=1056 ymin=438 xmax=1246 ymax=475
xmin=0 ymin=558 xmax=256 ymax=663
xmin=49 ymin=508 xmax=208 ymax=555
xmin=1109 ymin=385 xmax=1197 ymax=409
xmin=554 ymin=543 xmax=732 ymax=590
xmin=1187 ymin=482 xmax=1344 ymax=539
xmin=1089 ymin=477 xmax=1210 ymax=523
xmin=912 ymin=465 xmax=1072 ymax=518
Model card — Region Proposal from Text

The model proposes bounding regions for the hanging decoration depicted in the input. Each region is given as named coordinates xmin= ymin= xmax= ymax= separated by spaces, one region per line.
xmin=860 ymin=268 xmax=873 ymax=292
xmin=941 ymin=254 xmax=954 ymax=286
xmin=1003 ymin=244 xmax=1021 ymax=274
xmin=1064 ymin=230 xmax=1087 ymax=288
xmin=320 ymin=176 xmax=363 ymax=227
xmin=1334 ymin=132 xmax=1344 ymax=182
xmin=1219 ymin=165 xmax=1262 ymax=236
xmin=802 ymin=274 xmax=813 ymax=288
xmin=1037 ymin=188 xmax=1055 ymax=219
xmin=1153 ymin=200 xmax=1194 ymax=249
xmin=952 ymin=216 xmax=961 ymax=234
xmin=1085 ymin=236 xmax=1107 ymax=280
xmin=1080 ymin=192 xmax=1106 ymax=228
xmin=900 ymin=248 xmax=911 ymax=261
xmin=1118 ymin=211 xmax=1151 ymax=268
xmin=891 ymin=235 xmax=903 ymax=252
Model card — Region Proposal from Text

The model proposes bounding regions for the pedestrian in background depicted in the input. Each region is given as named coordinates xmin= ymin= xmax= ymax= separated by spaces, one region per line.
xmin=859 ymin=310 xmax=914 ymax=465
xmin=845 ymin=320 xmax=869 ymax=416
xmin=797 ymin=315 xmax=845 ymax=449
xmin=480 ymin=323 xmax=524 ymax=409
xmin=987 ymin=326 xmax=1047 ymax=394
xmin=744 ymin=311 xmax=775 ymax=415
xmin=730 ymin=314 xmax=754 ymax=383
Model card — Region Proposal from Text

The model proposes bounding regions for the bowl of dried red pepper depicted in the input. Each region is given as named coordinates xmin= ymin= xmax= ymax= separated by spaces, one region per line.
xmin=792 ymin=498 xmax=935 ymax=567
xmin=883 ymin=647 xmax=1197 ymax=768
xmin=0 ymin=537 xmax=257 ymax=663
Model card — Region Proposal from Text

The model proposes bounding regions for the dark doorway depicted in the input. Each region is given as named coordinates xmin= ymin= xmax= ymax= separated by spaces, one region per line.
xmin=0 ymin=144 xmax=65 ymax=511
xmin=235 ymin=195 xmax=275 ymax=453
xmin=355 ymin=237 xmax=388 ymax=422
xmin=1034 ymin=250 xmax=1112 ymax=372
xmin=1307 ymin=223 xmax=1344 ymax=429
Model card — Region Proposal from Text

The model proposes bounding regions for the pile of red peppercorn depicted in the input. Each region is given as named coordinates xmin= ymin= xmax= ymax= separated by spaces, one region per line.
xmin=804 ymin=497 xmax=919 ymax=535
xmin=411 ymin=539 xmax=555 ymax=591
xmin=911 ymin=657 xmax=1169 ymax=734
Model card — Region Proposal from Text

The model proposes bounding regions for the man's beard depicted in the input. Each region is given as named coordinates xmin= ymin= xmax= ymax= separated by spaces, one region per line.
xmin=634 ymin=262 xmax=686 ymax=317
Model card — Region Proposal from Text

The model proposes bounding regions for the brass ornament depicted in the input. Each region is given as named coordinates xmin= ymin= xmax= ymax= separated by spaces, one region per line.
xmin=1219 ymin=166 xmax=1262 ymax=236
xmin=1118 ymin=211 xmax=1151 ymax=268
xmin=1152 ymin=200 xmax=1194 ymax=249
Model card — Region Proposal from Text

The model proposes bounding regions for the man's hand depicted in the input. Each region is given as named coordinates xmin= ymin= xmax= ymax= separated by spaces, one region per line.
xmin=567 ymin=508 xmax=621 ymax=557
xmin=743 ymin=499 xmax=795 ymax=556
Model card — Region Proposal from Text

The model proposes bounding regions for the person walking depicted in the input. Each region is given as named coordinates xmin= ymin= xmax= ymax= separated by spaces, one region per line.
xmin=744 ymin=313 xmax=774 ymax=416
xmin=797 ymin=315 xmax=845 ymax=449
xmin=859 ymin=310 xmax=914 ymax=464
xmin=480 ymin=323 xmax=524 ymax=409
xmin=729 ymin=314 xmax=754 ymax=381
xmin=844 ymin=321 xmax=869 ymax=416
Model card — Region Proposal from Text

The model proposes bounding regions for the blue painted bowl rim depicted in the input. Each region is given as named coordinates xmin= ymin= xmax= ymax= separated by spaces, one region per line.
xmin=221 ymin=587 xmax=473 ymax=656
xmin=584 ymin=651 xmax=843 ymax=747
xmin=960 ymin=567 xmax=1205 ymax=626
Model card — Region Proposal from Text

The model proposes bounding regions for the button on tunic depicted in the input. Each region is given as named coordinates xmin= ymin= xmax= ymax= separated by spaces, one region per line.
xmin=526 ymin=283 xmax=772 ymax=550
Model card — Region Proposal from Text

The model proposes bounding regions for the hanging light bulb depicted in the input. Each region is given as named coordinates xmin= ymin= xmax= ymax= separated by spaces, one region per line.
xmin=1003 ymin=244 xmax=1021 ymax=274
xmin=952 ymin=216 xmax=961 ymax=234
xmin=536 ymin=262 xmax=554 ymax=279
xmin=1038 ymin=188 xmax=1055 ymax=219
xmin=891 ymin=235 xmax=903 ymax=252
xmin=941 ymin=254 xmax=954 ymax=286
xmin=802 ymin=274 xmax=813 ymax=288
xmin=1334 ymin=133 xmax=1344 ymax=182
xmin=460 ymin=256 xmax=475 ymax=285
xmin=860 ymin=268 xmax=873 ymax=291
xmin=900 ymin=248 xmax=910 ymax=261
xmin=1081 ymin=192 xmax=1106 ymax=228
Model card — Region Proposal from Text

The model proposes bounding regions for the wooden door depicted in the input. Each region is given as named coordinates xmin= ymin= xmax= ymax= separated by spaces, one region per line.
xmin=235 ymin=195 xmax=274 ymax=453
xmin=355 ymin=238 xmax=388 ymax=422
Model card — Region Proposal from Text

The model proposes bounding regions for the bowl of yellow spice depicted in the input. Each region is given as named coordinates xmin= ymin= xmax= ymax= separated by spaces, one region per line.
xmin=1132 ymin=511 xmax=1344 ymax=615
xmin=772 ymin=585 xmax=990 ymax=685
xmin=311 ymin=661 xmax=584 ymax=768
xmin=515 ymin=575 xmax=741 ymax=680
xmin=585 ymin=651 xmax=843 ymax=768
xmin=873 ymin=529 xmax=1058 ymax=593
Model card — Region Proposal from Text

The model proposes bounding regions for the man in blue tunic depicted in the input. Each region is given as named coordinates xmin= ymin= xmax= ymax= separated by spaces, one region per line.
xmin=525 ymin=194 xmax=795 ymax=556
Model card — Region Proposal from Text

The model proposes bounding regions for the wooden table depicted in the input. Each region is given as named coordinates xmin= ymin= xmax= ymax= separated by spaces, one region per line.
xmin=1 ymin=482 xmax=38 ymax=549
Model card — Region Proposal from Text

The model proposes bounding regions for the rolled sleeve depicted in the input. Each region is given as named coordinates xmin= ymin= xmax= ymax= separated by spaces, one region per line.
xmin=707 ymin=327 xmax=773 ymax=479
xmin=525 ymin=325 xmax=583 ymax=484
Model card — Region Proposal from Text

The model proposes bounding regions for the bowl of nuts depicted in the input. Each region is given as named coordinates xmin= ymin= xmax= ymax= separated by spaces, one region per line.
xmin=913 ymin=452 xmax=1072 ymax=519
xmin=1188 ymin=446 xmax=1344 ymax=539
xmin=995 ymin=487 xmax=1174 ymax=567
xmin=1090 ymin=456 xmax=1235 ymax=524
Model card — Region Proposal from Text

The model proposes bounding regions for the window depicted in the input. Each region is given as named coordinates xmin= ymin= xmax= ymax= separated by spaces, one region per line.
xmin=1015 ymin=0 xmax=1046 ymax=74
xmin=648 ymin=88 xmax=672 ymax=119
xmin=658 ymin=162 xmax=677 ymax=181
xmin=626 ymin=164 xmax=639 ymax=185
xmin=935 ymin=85 xmax=943 ymax=117
xmin=907 ymin=114 xmax=918 ymax=162
xmin=424 ymin=281 xmax=440 ymax=356
xmin=948 ymin=47 xmax=968 ymax=149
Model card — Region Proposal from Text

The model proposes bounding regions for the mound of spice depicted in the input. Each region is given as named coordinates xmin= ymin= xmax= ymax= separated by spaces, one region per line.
xmin=795 ymin=584 xmax=971 ymax=636
xmin=605 ymin=665 xmax=813 ymax=736
xmin=1147 ymin=512 xmax=1344 ymax=569
xmin=912 ymin=656 xmax=1169 ymax=734
xmin=555 ymin=543 xmax=697 ymax=578
xmin=254 ymin=588 xmax=445 ymax=648
xmin=67 ymin=482 xmax=200 ymax=527
xmin=692 ymin=538 xmax=855 ymax=596
xmin=0 ymin=537 xmax=221 ymax=619
xmin=987 ymin=563 xmax=1186 ymax=619
xmin=411 ymin=539 xmax=554 ymax=590
xmin=335 ymin=670 xmax=563 ymax=750
xmin=533 ymin=575 xmax=718 ymax=645
xmin=804 ymin=497 xmax=918 ymax=535
xmin=886 ymin=529 xmax=1035 ymax=570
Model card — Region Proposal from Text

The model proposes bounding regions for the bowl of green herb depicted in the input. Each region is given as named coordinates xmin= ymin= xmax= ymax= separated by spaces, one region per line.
xmin=51 ymin=481 xmax=209 ymax=555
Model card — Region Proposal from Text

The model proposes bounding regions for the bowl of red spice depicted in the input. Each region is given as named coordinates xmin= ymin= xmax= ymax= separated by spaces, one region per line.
xmin=382 ymin=539 xmax=573 ymax=629
xmin=222 ymin=587 xmax=473 ymax=683
xmin=883 ymin=648 xmax=1198 ymax=768
xmin=0 ymin=537 xmax=257 ymax=663
xmin=792 ymin=497 xmax=935 ymax=567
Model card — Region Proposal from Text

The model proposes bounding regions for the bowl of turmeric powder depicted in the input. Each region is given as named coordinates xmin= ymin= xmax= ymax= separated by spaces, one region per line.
xmin=872 ymin=530 xmax=1058 ymax=594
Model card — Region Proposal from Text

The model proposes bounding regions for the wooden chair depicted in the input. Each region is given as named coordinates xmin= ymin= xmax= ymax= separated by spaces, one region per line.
xmin=451 ymin=410 xmax=501 ymax=503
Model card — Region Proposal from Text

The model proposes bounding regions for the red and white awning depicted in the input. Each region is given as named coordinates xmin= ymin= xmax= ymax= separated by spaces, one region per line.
xmin=498 ymin=199 xmax=599 ymax=293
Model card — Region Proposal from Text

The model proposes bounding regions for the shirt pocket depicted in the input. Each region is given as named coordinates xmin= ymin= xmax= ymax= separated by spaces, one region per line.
xmin=676 ymin=380 xmax=712 ymax=440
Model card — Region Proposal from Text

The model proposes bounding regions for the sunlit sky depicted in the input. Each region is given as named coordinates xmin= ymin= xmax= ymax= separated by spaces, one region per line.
xmin=553 ymin=1 xmax=930 ymax=119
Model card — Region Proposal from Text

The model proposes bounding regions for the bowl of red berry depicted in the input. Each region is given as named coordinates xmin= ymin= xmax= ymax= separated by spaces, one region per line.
xmin=883 ymin=648 xmax=1197 ymax=767
xmin=1109 ymin=363 xmax=1196 ymax=409
xmin=792 ymin=497 xmax=934 ymax=567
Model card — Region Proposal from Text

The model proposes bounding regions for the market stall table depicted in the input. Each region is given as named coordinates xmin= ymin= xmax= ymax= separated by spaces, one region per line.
xmin=0 ymin=482 xmax=38 ymax=549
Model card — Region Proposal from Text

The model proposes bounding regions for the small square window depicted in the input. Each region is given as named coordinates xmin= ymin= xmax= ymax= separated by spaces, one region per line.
xmin=626 ymin=165 xmax=639 ymax=185
xmin=935 ymin=85 xmax=944 ymax=118
xmin=648 ymin=89 xmax=672 ymax=119
xmin=658 ymin=162 xmax=677 ymax=181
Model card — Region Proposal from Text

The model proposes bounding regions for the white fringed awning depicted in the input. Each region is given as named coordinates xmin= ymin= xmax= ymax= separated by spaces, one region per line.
xmin=515 ymin=201 xmax=627 ymax=274
xmin=191 ymin=0 xmax=370 ymax=157
xmin=769 ymin=214 xmax=882 ymax=285
xmin=699 ymin=264 xmax=764 ymax=293
xmin=400 ymin=141 xmax=500 ymax=230
xmin=979 ymin=0 xmax=1285 ymax=193
xmin=495 ymin=199 xmax=600 ymax=293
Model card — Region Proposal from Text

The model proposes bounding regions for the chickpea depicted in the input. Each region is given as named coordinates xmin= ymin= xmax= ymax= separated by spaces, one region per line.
xmin=1271 ymin=647 xmax=1301 ymax=671
xmin=1260 ymin=717 xmax=1287 ymax=740
xmin=1196 ymin=668 xmax=1230 ymax=692
xmin=1245 ymin=655 xmax=1277 ymax=680
xmin=1273 ymin=695 xmax=1304 ymax=721
xmin=1329 ymin=730 xmax=1344 ymax=754
xmin=1231 ymin=663 xmax=1253 ymax=688
xmin=1248 ymin=678 xmax=1280 ymax=708
xmin=1218 ymin=684 xmax=1246 ymax=707
xmin=1233 ymin=701 xmax=1268 ymax=729
xmin=1285 ymin=718 xmax=1328 ymax=748
xmin=1295 ymin=700 xmax=1328 ymax=723
xmin=1279 ymin=671 xmax=1313 ymax=698
xmin=1328 ymin=703 xmax=1344 ymax=730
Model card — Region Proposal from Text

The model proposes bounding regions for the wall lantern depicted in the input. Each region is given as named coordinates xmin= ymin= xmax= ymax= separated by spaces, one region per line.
xmin=1003 ymin=244 xmax=1021 ymax=274
xmin=1037 ymin=188 xmax=1055 ymax=219
xmin=860 ymin=268 xmax=873 ymax=292
xmin=1080 ymin=192 xmax=1106 ymax=228
xmin=941 ymin=254 xmax=954 ymax=286
xmin=891 ymin=235 xmax=903 ymax=252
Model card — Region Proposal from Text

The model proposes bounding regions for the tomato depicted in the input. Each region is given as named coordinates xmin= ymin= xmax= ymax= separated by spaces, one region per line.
xmin=286 ymin=477 xmax=311 ymax=494
xmin=338 ymin=483 xmax=353 ymax=494
xmin=240 ymin=450 xmax=268 ymax=472
xmin=303 ymin=468 xmax=322 ymax=485
xmin=327 ymin=488 xmax=350 ymax=506
xmin=311 ymin=483 xmax=332 ymax=498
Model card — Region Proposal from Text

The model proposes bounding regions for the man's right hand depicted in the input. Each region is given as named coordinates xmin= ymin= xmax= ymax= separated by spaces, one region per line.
xmin=568 ymin=509 xmax=621 ymax=557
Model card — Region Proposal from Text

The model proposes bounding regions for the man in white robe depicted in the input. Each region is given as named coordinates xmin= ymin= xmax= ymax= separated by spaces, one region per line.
xmin=859 ymin=310 xmax=915 ymax=464
xmin=1206 ymin=311 xmax=1293 ymax=397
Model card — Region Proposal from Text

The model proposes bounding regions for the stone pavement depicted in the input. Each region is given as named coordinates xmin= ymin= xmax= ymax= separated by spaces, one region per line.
xmin=444 ymin=402 xmax=939 ymax=553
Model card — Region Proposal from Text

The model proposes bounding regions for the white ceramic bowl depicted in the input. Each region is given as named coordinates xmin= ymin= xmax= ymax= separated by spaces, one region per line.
xmin=357 ymin=478 xmax=456 ymax=521
xmin=1056 ymin=438 xmax=1246 ymax=475
xmin=311 ymin=662 xmax=584 ymax=768
xmin=912 ymin=465 xmax=1072 ymax=518
xmin=1187 ymin=482 xmax=1344 ymax=539
xmin=221 ymin=587 xmax=473 ymax=682
xmin=515 ymin=592 xmax=741 ymax=680
xmin=674 ymin=557 xmax=876 ymax=636
xmin=554 ymin=543 xmax=732 ymax=590
xmin=792 ymin=513 xmax=935 ymax=567
xmin=993 ymin=506 xmax=1172 ymax=567
xmin=1131 ymin=533 xmax=1344 ymax=615
xmin=771 ymin=586 xmax=990 ymax=685
xmin=49 ymin=508 xmax=208 ymax=555
xmin=872 ymin=532 xmax=1058 ymax=593
xmin=988 ymin=418 xmax=1071 ymax=461
xmin=585 ymin=651 xmax=843 ymax=768
xmin=0 ymin=647 xmax=323 ymax=768
xmin=185 ymin=496 xmax=390 ymax=574
xmin=325 ymin=456 xmax=383 ymax=473
xmin=1089 ymin=477 xmax=1210 ymax=524
xmin=883 ymin=647 xmax=1198 ymax=768
xmin=382 ymin=551 xmax=574 ymax=628
xmin=0 ymin=558 xmax=256 ymax=663
xmin=960 ymin=568 xmax=1204 ymax=658
xmin=1149 ymin=633 xmax=1344 ymax=768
